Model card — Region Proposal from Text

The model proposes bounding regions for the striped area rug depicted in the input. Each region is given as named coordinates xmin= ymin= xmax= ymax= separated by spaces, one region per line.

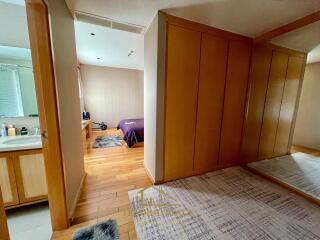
xmin=248 ymin=152 xmax=320 ymax=200
xmin=128 ymin=167 xmax=320 ymax=240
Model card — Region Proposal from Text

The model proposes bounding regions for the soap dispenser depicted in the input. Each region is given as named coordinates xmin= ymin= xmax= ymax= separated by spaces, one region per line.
xmin=1 ymin=124 xmax=7 ymax=137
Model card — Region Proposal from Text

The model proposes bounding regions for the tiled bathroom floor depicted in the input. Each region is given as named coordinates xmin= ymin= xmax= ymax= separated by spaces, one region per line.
xmin=7 ymin=202 xmax=52 ymax=240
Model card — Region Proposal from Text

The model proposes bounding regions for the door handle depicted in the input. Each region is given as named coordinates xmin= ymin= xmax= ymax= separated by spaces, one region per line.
xmin=41 ymin=131 xmax=48 ymax=139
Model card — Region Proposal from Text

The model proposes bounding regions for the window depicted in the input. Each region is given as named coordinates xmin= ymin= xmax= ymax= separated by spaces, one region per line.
xmin=0 ymin=65 xmax=24 ymax=117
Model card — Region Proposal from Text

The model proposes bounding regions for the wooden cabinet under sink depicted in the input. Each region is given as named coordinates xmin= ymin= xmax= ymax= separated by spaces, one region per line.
xmin=0 ymin=154 xmax=19 ymax=207
xmin=0 ymin=149 xmax=47 ymax=208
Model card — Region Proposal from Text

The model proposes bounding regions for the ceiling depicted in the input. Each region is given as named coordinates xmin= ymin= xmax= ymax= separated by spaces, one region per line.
xmin=75 ymin=21 xmax=144 ymax=70
xmin=271 ymin=21 xmax=320 ymax=64
xmin=69 ymin=0 xmax=320 ymax=67
xmin=66 ymin=0 xmax=320 ymax=37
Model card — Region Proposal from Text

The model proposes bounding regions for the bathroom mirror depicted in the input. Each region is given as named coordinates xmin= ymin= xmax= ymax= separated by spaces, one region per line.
xmin=0 ymin=45 xmax=38 ymax=117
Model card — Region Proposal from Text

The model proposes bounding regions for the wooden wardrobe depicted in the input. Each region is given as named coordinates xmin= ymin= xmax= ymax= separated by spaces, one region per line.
xmin=241 ymin=44 xmax=306 ymax=163
xmin=163 ymin=15 xmax=252 ymax=181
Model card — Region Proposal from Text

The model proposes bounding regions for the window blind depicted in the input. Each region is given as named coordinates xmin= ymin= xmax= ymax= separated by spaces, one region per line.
xmin=0 ymin=66 xmax=24 ymax=117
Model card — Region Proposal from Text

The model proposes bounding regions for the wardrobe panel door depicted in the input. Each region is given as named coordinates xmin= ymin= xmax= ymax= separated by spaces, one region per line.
xmin=241 ymin=46 xmax=272 ymax=163
xmin=219 ymin=40 xmax=251 ymax=168
xmin=194 ymin=33 xmax=228 ymax=172
xmin=259 ymin=51 xmax=289 ymax=158
xmin=274 ymin=55 xmax=305 ymax=155
xmin=164 ymin=24 xmax=201 ymax=181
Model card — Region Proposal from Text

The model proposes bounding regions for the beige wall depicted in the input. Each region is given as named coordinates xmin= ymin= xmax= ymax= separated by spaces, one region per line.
xmin=293 ymin=62 xmax=320 ymax=150
xmin=144 ymin=12 xmax=166 ymax=182
xmin=80 ymin=65 xmax=144 ymax=128
xmin=47 ymin=0 xmax=85 ymax=217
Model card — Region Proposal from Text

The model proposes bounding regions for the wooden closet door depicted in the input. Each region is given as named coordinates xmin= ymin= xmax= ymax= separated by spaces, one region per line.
xmin=241 ymin=46 xmax=272 ymax=163
xmin=164 ymin=24 xmax=201 ymax=181
xmin=194 ymin=33 xmax=228 ymax=172
xmin=274 ymin=55 xmax=305 ymax=155
xmin=219 ymin=40 xmax=251 ymax=168
xmin=259 ymin=51 xmax=289 ymax=159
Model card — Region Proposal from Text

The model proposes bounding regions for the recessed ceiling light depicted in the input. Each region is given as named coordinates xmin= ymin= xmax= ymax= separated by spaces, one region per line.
xmin=128 ymin=50 xmax=135 ymax=57
xmin=91 ymin=33 xmax=95 ymax=36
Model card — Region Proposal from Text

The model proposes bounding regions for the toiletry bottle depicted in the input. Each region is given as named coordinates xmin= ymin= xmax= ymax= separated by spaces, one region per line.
xmin=1 ymin=124 xmax=7 ymax=137
xmin=20 ymin=127 xmax=28 ymax=136
xmin=8 ymin=125 xmax=16 ymax=136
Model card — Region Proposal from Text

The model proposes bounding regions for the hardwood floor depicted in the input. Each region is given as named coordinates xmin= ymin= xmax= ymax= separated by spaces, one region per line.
xmin=52 ymin=129 xmax=152 ymax=240
xmin=51 ymin=134 xmax=320 ymax=240
xmin=291 ymin=144 xmax=320 ymax=156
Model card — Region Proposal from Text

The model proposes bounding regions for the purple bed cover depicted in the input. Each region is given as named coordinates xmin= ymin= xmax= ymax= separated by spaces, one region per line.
xmin=117 ymin=118 xmax=144 ymax=147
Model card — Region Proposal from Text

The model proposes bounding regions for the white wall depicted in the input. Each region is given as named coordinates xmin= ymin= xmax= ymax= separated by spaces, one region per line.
xmin=144 ymin=13 xmax=166 ymax=182
xmin=80 ymin=65 xmax=144 ymax=127
xmin=0 ymin=2 xmax=29 ymax=48
xmin=144 ymin=16 xmax=158 ymax=181
xmin=293 ymin=62 xmax=320 ymax=150
xmin=47 ymin=0 xmax=85 ymax=217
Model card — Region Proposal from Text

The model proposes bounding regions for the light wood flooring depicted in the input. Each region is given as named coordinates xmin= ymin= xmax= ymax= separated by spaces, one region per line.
xmin=51 ymin=129 xmax=152 ymax=240
xmin=291 ymin=144 xmax=320 ymax=156
xmin=51 ymin=137 xmax=320 ymax=239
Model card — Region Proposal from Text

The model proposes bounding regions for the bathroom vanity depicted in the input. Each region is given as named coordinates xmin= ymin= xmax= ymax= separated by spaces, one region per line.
xmin=0 ymin=44 xmax=46 ymax=209
xmin=0 ymin=135 xmax=47 ymax=208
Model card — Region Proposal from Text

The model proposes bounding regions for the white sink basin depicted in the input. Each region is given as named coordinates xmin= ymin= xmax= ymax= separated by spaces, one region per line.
xmin=3 ymin=136 xmax=41 ymax=145
xmin=0 ymin=135 xmax=42 ymax=152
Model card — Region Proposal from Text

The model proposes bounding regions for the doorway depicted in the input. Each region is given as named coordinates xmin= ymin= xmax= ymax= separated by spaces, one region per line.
xmin=0 ymin=0 xmax=69 ymax=239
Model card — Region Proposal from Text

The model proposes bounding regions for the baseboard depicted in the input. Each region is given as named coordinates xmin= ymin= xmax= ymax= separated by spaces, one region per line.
xmin=143 ymin=162 xmax=156 ymax=184
xmin=68 ymin=172 xmax=87 ymax=222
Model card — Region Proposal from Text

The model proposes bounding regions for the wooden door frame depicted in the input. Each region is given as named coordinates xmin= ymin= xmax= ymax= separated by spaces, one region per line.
xmin=254 ymin=10 xmax=320 ymax=43
xmin=25 ymin=0 xmax=69 ymax=230
xmin=0 ymin=189 xmax=9 ymax=240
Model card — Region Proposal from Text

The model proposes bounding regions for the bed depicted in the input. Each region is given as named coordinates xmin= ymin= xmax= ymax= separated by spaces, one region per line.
xmin=117 ymin=118 xmax=144 ymax=147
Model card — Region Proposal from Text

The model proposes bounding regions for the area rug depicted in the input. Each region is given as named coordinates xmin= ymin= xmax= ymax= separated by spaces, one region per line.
xmin=72 ymin=219 xmax=119 ymax=240
xmin=128 ymin=167 xmax=320 ymax=240
xmin=248 ymin=152 xmax=320 ymax=200
xmin=93 ymin=136 xmax=122 ymax=148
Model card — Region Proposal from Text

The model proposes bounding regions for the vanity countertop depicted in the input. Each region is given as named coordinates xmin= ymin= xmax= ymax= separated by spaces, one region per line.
xmin=0 ymin=135 xmax=42 ymax=152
